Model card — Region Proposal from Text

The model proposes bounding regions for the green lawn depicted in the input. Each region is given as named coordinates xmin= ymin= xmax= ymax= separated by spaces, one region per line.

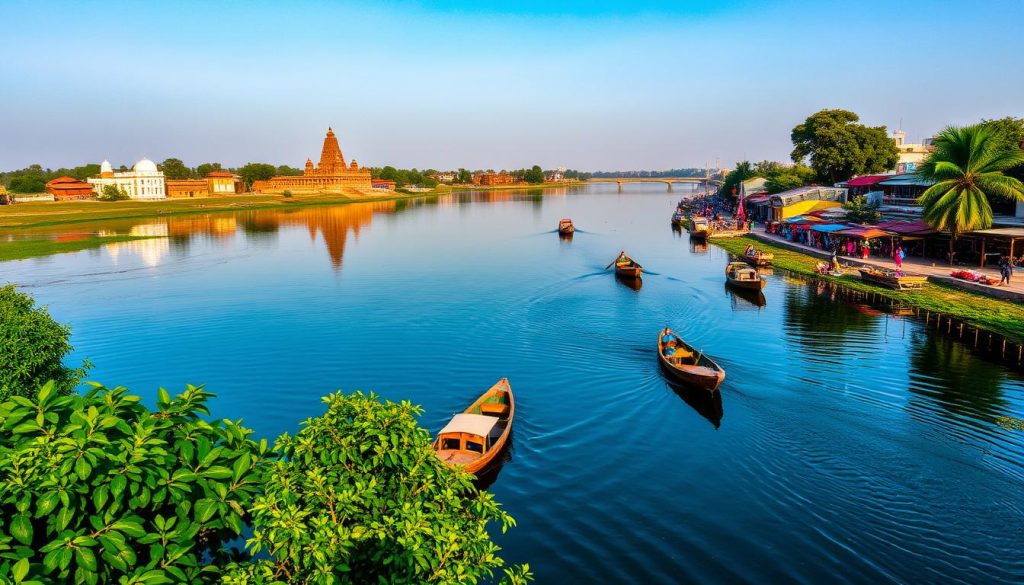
xmin=713 ymin=236 xmax=1024 ymax=343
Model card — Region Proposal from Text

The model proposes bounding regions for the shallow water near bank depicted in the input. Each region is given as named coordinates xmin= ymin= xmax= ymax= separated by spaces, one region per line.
xmin=2 ymin=184 xmax=1023 ymax=583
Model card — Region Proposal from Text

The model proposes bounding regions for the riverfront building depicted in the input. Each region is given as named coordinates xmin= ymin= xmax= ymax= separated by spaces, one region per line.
xmin=166 ymin=172 xmax=242 ymax=198
xmin=251 ymin=128 xmax=372 ymax=194
xmin=46 ymin=176 xmax=95 ymax=200
xmin=88 ymin=159 xmax=166 ymax=199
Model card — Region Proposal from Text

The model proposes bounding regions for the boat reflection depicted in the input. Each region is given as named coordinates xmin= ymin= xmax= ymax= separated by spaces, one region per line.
xmin=558 ymin=230 xmax=574 ymax=243
xmin=665 ymin=380 xmax=723 ymax=429
xmin=671 ymin=224 xmax=683 ymax=238
xmin=616 ymin=273 xmax=643 ymax=290
xmin=689 ymin=239 xmax=708 ymax=254
xmin=725 ymin=283 xmax=766 ymax=309
xmin=472 ymin=434 xmax=514 ymax=491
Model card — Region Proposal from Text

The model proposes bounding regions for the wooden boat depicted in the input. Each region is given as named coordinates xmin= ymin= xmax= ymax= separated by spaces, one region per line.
xmin=558 ymin=218 xmax=574 ymax=234
xmin=857 ymin=267 xmax=926 ymax=290
xmin=741 ymin=245 xmax=774 ymax=267
xmin=614 ymin=251 xmax=643 ymax=279
xmin=671 ymin=211 xmax=685 ymax=226
xmin=688 ymin=216 xmax=711 ymax=239
xmin=725 ymin=261 xmax=766 ymax=290
xmin=657 ymin=328 xmax=725 ymax=392
xmin=433 ymin=378 xmax=514 ymax=474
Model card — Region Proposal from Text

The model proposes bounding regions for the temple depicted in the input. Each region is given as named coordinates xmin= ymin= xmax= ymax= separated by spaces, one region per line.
xmin=252 ymin=128 xmax=373 ymax=194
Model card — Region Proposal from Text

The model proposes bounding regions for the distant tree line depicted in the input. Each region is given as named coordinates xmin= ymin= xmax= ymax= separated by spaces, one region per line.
xmin=588 ymin=168 xmax=706 ymax=179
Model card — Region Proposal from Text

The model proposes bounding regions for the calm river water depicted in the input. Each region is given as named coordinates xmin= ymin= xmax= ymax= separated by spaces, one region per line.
xmin=3 ymin=184 xmax=1023 ymax=583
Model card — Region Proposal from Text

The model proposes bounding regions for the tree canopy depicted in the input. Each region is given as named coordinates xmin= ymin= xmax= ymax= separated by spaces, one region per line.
xmin=0 ymin=285 xmax=89 ymax=402
xmin=158 ymin=158 xmax=192 ymax=180
xmin=236 ymin=163 xmax=278 ymax=188
xmin=523 ymin=165 xmax=544 ymax=184
xmin=790 ymin=109 xmax=898 ymax=184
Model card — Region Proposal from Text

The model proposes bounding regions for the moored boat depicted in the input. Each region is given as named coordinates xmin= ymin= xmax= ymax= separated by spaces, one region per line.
xmin=558 ymin=218 xmax=574 ymax=234
xmin=725 ymin=261 xmax=766 ymax=290
xmin=657 ymin=328 xmax=725 ymax=392
xmin=433 ymin=378 xmax=514 ymax=474
xmin=671 ymin=211 xmax=685 ymax=226
xmin=688 ymin=216 xmax=711 ymax=239
xmin=857 ymin=267 xmax=926 ymax=290
xmin=741 ymin=244 xmax=774 ymax=267
xmin=613 ymin=251 xmax=643 ymax=279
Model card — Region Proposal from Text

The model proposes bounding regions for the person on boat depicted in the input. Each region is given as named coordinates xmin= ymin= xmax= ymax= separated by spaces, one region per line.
xmin=745 ymin=244 xmax=754 ymax=256
xmin=663 ymin=341 xmax=677 ymax=357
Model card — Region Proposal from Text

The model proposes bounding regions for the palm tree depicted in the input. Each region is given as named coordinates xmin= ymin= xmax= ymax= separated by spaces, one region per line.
xmin=916 ymin=124 xmax=1024 ymax=264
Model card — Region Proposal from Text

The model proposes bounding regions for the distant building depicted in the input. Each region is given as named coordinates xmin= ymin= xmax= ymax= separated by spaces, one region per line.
xmin=252 ymin=128 xmax=372 ymax=194
xmin=431 ymin=172 xmax=456 ymax=183
xmin=891 ymin=130 xmax=933 ymax=174
xmin=166 ymin=179 xmax=210 ymax=198
xmin=472 ymin=172 xmax=516 ymax=186
xmin=207 ymin=171 xmax=242 ymax=194
xmin=88 ymin=159 xmax=166 ymax=199
xmin=46 ymin=176 xmax=95 ymax=200
xmin=769 ymin=186 xmax=847 ymax=221
xmin=544 ymin=167 xmax=566 ymax=182
xmin=372 ymin=179 xmax=397 ymax=191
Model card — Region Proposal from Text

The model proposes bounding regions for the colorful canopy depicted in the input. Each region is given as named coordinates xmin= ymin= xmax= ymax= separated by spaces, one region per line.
xmin=846 ymin=175 xmax=890 ymax=187
xmin=836 ymin=226 xmax=895 ymax=239
xmin=783 ymin=215 xmax=826 ymax=224
xmin=876 ymin=221 xmax=935 ymax=235
xmin=810 ymin=224 xmax=850 ymax=233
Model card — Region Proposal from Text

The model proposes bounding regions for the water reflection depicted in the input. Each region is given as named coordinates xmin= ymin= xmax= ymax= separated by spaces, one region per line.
xmin=103 ymin=224 xmax=171 ymax=268
xmin=473 ymin=435 xmax=514 ymax=491
xmin=907 ymin=331 xmax=1008 ymax=422
xmin=665 ymin=380 xmax=723 ymax=429
xmin=616 ymin=273 xmax=642 ymax=291
xmin=689 ymin=239 xmax=708 ymax=254
xmin=724 ymin=284 xmax=766 ymax=309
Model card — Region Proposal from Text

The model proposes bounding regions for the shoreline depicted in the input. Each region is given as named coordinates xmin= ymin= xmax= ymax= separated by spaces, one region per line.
xmin=711 ymin=235 xmax=1024 ymax=346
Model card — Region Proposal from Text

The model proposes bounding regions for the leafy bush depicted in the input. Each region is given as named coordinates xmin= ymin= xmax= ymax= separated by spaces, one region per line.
xmin=0 ymin=285 xmax=89 ymax=402
xmin=843 ymin=195 xmax=881 ymax=224
xmin=96 ymin=185 xmax=130 ymax=201
xmin=281 ymin=191 xmax=292 ymax=198
xmin=0 ymin=383 xmax=268 ymax=584
xmin=224 ymin=391 xmax=529 ymax=585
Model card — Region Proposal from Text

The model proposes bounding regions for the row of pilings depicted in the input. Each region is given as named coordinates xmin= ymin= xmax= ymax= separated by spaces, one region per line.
xmin=793 ymin=274 xmax=1024 ymax=372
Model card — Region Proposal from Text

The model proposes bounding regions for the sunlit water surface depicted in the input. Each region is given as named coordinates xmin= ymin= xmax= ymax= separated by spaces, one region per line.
xmin=3 ymin=184 xmax=1023 ymax=583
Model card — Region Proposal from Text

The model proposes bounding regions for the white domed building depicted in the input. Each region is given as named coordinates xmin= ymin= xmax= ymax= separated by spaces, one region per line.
xmin=88 ymin=158 xmax=167 ymax=199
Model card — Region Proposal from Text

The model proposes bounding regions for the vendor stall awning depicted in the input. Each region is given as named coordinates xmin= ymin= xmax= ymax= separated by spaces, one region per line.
xmin=846 ymin=175 xmax=890 ymax=187
xmin=836 ymin=227 xmax=896 ymax=239
xmin=876 ymin=220 xmax=936 ymax=235
xmin=783 ymin=215 xmax=825 ymax=224
xmin=810 ymin=224 xmax=850 ymax=233
xmin=877 ymin=174 xmax=933 ymax=187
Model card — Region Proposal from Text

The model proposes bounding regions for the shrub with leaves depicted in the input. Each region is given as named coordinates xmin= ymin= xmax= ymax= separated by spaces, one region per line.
xmin=224 ymin=391 xmax=529 ymax=585
xmin=96 ymin=185 xmax=130 ymax=201
xmin=0 ymin=382 xmax=268 ymax=584
xmin=0 ymin=284 xmax=90 ymax=402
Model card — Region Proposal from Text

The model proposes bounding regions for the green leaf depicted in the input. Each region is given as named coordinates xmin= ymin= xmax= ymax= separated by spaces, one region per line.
xmin=12 ymin=557 xmax=29 ymax=582
xmin=36 ymin=491 xmax=60 ymax=517
xmin=111 ymin=474 xmax=127 ymax=499
xmin=10 ymin=514 xmax=32 ymax=545
xmin=194 ymin=499 xmax=217 ymax=523
xmin=74 ymin=457 xmax=92 ymax=480
xmin=232 ymin=453 xmax=251 ymax=481
xmin=110 ymin=519 xmax=145 ymax=538
xmin=37 ymin=381 xmax=54 ymax=404
xmin=75 ymin=547 xmax=97 ymax=572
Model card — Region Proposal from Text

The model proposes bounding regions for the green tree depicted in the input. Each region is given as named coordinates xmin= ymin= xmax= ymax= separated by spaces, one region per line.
xmin=196 ymin=162 xmax=224 ymax=177
xmin=0 ymin=285 xmax=89 ymax=401
xmin=275 ymin=165 xmax=303 ymax=177
xmin=979 ymin=116 xmax=1024 ymax=183
xmin=791 ymin=109 xmax=899 ymax=184
xmin=0 ymin=383 xmax=268 ymax=584
xmin=456 ymin=168 xmax=473 ymax=184
xmin=916 ymin=124 xmax=1024 ymax=263
xmin=524 ymin=165 xmax=544 ymax=184
xmin=8 ymin=176 xmax=47 ymax=194
xmin=842 ymin=195 xmax=881 ymax=224
xmin=717 ymin=160 xmax=755 ymax=198
xmin=225 ymin=391 xmax=529 ymax=585
xmin=159 ymin=158 xmax=193 ymax=180
xmin=765 ymin=173 xmax=805 ymax=194
xmin=237 ymin=163 xmax=277 ymax=188
xmin=96 ymin=185 xmax=129 ymax=201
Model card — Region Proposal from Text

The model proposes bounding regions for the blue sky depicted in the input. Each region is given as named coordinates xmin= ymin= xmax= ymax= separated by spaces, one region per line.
xmin=1 ymin=0 xmax=1022 ymax=171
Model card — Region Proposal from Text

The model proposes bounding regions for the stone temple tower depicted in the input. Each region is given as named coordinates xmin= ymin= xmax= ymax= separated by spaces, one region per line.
xmin=316 ymin=127 xmax=347 ymax=175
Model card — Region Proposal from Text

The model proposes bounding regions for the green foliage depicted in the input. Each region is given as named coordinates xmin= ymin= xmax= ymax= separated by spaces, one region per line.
xmin=8 ymin=176 xmax=47 ymax=194
xmin=0 ymin=383 xmax=269 ymax=584
xmin=523 ymin=165 xmax=544 ymax=184
xmin=790 ymin=109 xmax=899 ymax=184
xmin=195 ymin=163 xmax=223 ymax=178
xmin=979 ymin=116 xmax=1024 ymax=182
xmin=765 ymin=173 xmax=805 ymax=194
xmin=718 ymin=161 xmax=755 ymax=198
xmin=842 ymin=195 xmax=881 ymax=224
xmin=96 ymin=185 xmax=130 ymax=202
xmin=281 ymin=191 xmax=293 ymax=198
xmin=0 ymin=285 xmax=89 ymax=402
xmin=2 ymin=164 xmax=100 ymax=194
xmin=158 ymin=159 xmax=193 ymax=180
xmin=236 ymin=164 xmax=278 ymax=188
xmin=274 ymin=166 xmax=303 ymax=177
xmin=456 ymin=168 xmax=473 ymax=184
xmin=916 ymin=124 xmax=1024 ymax=262
xmin=225 ymin=391 xmax=526 ymax=585
xmin=370 ymin=167 xmax=439 ymax=188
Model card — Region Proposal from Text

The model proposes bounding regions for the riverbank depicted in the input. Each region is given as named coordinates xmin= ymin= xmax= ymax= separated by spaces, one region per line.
xmin=448 ymin=181 xmax=586 ymax=191
xmin=712 ymin=236 xmax=1024 ymax=344
xmin=0 ymin=190 xmax=438 ymax=231
xmin=0 ymin=234 xmax=162 ymax=262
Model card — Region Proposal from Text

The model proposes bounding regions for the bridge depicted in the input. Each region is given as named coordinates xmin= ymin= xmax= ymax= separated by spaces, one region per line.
xmin=588 ymin=177 xmax=722 ymax=192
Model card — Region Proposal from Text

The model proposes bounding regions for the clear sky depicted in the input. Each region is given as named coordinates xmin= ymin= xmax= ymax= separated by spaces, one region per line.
xmin=2 ymin=0 xmax=1022 ymax=171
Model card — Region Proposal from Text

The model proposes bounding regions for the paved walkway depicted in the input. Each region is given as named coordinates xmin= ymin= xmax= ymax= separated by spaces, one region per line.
xmin=748 ymin=232 xmax=1024 ymax=302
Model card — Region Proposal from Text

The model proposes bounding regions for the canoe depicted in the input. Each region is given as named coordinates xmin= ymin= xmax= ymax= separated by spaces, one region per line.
xmin=688 ymin=217 xmax=711 ymax=239
xmin=657 ymin=328 xmax=725 ymax=392
xmin=433 ymin=378 xmax=514 ymax=474
xmin=558 ymin=218 xmax=574 ymax=234
xmin=857 ymin=268 xmax=926 ymax=290
xmin=614 ymin=251 xmax=643 ymax=279
xmin=741 ymin=248 xmax=774 ymax=267
xmin=725 ymin=261 xmax=766 ymax=290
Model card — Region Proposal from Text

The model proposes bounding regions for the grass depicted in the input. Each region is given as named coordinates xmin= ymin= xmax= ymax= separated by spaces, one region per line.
xmin=0 ymin=235 xmax=162 ymax=262
xmin=0 ymin=190 xmax=438 ymax=230
xmin=713 ymin=236 xmax=1024 ymax=343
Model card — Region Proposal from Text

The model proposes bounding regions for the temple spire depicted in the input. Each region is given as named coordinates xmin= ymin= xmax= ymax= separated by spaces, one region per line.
xmin=317 ymin=127 xmax=346 ymax=174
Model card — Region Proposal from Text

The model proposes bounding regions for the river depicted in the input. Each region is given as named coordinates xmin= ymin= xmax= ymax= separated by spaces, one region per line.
xmin=2 ymin=183 xmax=1022 ymax=583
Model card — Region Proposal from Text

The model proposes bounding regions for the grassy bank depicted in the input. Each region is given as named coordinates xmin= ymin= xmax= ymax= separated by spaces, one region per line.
xmin=0 ymin=235 xmax=162 ymax=262
xmin=0 ymin=190 xmax=437 ymax=231
xmin=713 ymin=236 xmax=1024 ymax=343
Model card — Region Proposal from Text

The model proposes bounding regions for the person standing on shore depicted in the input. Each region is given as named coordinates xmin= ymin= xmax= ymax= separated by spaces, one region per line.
xmin=894 ymin=245 xmax=904 ymax=271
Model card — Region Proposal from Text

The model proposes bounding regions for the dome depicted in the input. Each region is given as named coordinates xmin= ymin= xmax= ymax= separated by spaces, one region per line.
xmin=133 ymin=159 xmax=158 ymax=173
xmin=100 ymin=160 xmax=112 ymax=173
